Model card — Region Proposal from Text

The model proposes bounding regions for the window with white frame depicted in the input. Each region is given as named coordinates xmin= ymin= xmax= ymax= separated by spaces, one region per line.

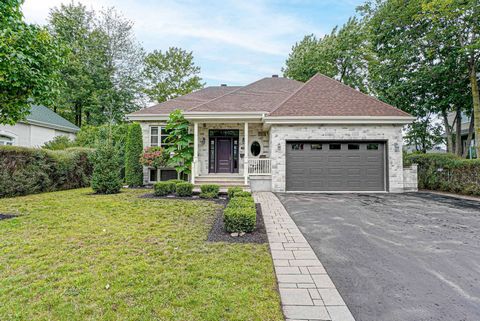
xmin=0 ymin=135 xmax=14 ymax=146
xmin=150 ymin=126 xmax=169 ymax=147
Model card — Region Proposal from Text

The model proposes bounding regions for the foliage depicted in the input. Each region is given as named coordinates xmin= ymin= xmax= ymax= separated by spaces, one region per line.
xmin=283 ymin=17 xmax=370 ymax=92
xmin=404 ymin=117 xmax=444 ymax=153
xmin=224 ymin=194 xmax=256 ymax=233
xmin=167 ymin=179 xmax=186 ymax=185
xmin=0 ymin=146 xmax=93 ymax=198
xmin=227 ymin=186 xmax=243 ymax=198
xmin=175 ymin=182 xmax=194 ymax=197
xmin=0 ymin=189 xmax=283 ymax=320
xmin=143 ymin=47 xmax=204 ymax=103
xmin=165 ymin=110 xmax=194 ymax=175
xmin=153 ymin=181 xmax=176 ymax=196
xmin=125 ymin=123 xmax=143 ymax=186
xmin=231 ymin=190 xmax=252 ymax=198
xmin=0 ymin=0 xmax=64 ymax=125
xmin=200 ymin=184 xmax=220 ymax=199
xmin=406 ymin=153 xmax=480 ymax=195
xmin=90 ymin=143 xmax=122 ymax=194
xmin=140 ymin=146 xmax=169 ymax=168
xmin=42 ymin=135 xmax=76 ymax=150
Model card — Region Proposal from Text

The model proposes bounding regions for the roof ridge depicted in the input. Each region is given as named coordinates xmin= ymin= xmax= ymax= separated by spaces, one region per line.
xmin=267 ymin=76 xmax=314 ymax=115
xmin=187 ymin=78 xmax=270 ymax=112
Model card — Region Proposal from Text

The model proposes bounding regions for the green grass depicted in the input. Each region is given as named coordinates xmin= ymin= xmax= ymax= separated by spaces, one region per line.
xmin=0 ymin=189 xmax=282 ymax=321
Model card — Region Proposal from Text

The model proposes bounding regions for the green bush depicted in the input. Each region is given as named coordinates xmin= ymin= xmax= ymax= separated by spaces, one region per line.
xmin=154 ymin=181 xmax=176 ymax=196
xmin=406 ymin=153 xmax=480 ymax=196
xmin=223 ymin=194 xmax=256 ymax=233
xmin=125 ymin=123 xmax=144 ymax=187
xmin=91 ymin=143 xmax=122 ymax=194
xmin=200 ymin=184 xmax=220 ymax=198
xmin=168 ymin=179 xmax=185 ymax=185
xmin=176 ymin=182 xmax=194 ymax=197
xmin=232 ymin=190 xmax=251 ymax=198
xmin=227 ymin=186 xmax=243 ymax=198
xmin=0 ymin=146 xmax=94 ymax=198
xmin=42 ymin=135 xmax=76 ymax=150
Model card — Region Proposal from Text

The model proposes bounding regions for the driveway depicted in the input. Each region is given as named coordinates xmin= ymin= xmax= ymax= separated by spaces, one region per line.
xmin=276 ymin=192 xmax=480 ymax=321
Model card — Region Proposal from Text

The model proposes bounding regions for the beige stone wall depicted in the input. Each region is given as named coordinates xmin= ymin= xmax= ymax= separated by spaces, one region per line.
xmin=403 ymin=164 xmax=418 ymax=192
xmin=269 ymin=124 xmax=405 ymax=192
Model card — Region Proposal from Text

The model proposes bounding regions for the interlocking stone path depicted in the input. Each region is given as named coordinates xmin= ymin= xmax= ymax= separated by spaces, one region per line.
xmin=254 ymin=192 xmax=355 ymax=321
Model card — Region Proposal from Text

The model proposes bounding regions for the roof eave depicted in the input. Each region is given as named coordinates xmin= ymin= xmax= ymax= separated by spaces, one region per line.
xmin=263 ymin=115 xmax=415 ymax=125
xmin=22 ymin=119 xmax=80 ymax=133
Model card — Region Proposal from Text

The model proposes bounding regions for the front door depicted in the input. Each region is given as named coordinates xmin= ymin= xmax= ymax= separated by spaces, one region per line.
xmin=216 ymin=138 xmax=232 ymax=173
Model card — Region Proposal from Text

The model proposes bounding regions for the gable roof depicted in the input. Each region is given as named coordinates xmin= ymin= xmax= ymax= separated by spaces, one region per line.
xmin=25 ymin=105 xmax=80 ymax=133
xmin=269 ymin=73 xmax=411 ymax=117
xmin=129 ymin=86 xmax=241 ymax=115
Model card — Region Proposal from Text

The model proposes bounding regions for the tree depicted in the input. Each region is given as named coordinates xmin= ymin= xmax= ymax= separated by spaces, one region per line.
xmin=404 ymin=117 xmax=444 ymax=153
xmin=283 ymin=17 xmax=370 ymax=92
xmin=125 ymin=123 xmax=143 ymax=186
xmin=0 ymin=0 xmax=64 ymax=125
xmin=164 ymin=110 xmax=193 ymax=176
xmin=91 ymin=141 xmax=122 ymax=194
xmin=143 ymin=47 xmax=204 ymax=103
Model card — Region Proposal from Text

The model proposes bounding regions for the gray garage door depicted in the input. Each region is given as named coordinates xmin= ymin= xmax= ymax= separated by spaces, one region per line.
xmin=286 ymin=141 xmax=386 ymax=191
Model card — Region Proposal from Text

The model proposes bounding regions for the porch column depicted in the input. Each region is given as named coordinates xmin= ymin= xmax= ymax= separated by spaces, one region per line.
xmin=192 ymin=122 xmax=198 ymax=184
xmin=244 ymin=122 xmax=249 ymax=185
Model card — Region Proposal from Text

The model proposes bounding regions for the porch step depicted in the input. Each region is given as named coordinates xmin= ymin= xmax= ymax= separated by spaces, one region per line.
xmin=194 ymin=175 xmax=247 ymax=188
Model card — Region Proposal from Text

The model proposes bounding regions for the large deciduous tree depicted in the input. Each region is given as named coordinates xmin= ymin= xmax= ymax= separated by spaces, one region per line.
xmin=0 ymin=0 xmax=64 ymax=125
xmin=143 ymin=47 xmax=204 ymax=103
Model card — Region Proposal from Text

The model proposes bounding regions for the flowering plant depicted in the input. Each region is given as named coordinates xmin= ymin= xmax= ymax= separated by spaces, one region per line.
xmin=140 ymin=146 xmax=169 ymax=168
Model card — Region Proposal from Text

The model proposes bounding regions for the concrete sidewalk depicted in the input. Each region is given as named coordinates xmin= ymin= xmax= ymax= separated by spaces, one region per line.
xmin=254 ymin=192 xmax=355 ymax=321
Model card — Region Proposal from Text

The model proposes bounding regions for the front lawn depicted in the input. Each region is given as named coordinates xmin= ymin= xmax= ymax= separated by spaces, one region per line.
xmin=0 ymin=189 xmax=282 ymax=321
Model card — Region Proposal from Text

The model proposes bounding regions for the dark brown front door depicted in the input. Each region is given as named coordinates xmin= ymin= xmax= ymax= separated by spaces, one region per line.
xmin=216 ymin=138 xmax=232 ymax=173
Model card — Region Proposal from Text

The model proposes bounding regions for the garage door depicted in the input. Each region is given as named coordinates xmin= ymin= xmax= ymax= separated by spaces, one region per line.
xmin=286 ymin=141 xmax=386 ymax=191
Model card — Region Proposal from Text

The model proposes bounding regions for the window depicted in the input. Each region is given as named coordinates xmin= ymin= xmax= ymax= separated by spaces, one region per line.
xmin=250 ymin=141 xmax=261 ymax=156
xmin=0 ymin=135 xmax=13 ymax=146
xmin=329 ymin=143 xmax=341 ymax=150
xmin=348 ymin=144 xmax=360 ymax=150
xmin=150 ymin=126 xmax=169 ymax=147
xmin=291 ymin=143 xmax=304 ymax=150
xmin=149 ymin=169 xmax=158 ymax=182
xmin=367 ymin=143 xmax=379 ymax=150
xmin=311 ymin=143 xmax=322 ymax=150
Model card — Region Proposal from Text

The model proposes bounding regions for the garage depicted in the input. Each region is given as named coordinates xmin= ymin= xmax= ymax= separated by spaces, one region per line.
xmin=285 ymin=141 xmax=386 ymax=191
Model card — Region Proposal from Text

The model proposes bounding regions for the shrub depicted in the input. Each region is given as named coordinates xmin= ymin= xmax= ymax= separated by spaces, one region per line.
xmin=154 ymin=181 xmax=176 ymax=196
xmin=227 ymin=186 xmax=243 ymax=198
xmin=176 ymin=182 xmax=194 ymax=197
xmin=223 ymin=194 xmax=257 ymax=233
xmin=232 ymin=190 xmax=251 ymax=198
xmin=0 ymin=146 xmax=93 ymax=198
xmin=200 ymin=184 xmax=220 ymax=198
xmin=125 ymin=123 xmax=144 ymax=187
xmin=140 ymin=146 xmax=169 ymax=168
xmin=168 ymin=179 xmax=185 ymax=185
xmin=91 ymin=143 xmax=122 ymax=194
xmin=42 ymin=135 xmax=76 ymax=150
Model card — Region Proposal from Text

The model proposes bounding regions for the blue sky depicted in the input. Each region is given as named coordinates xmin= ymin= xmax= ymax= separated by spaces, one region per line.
xmin=23 ymin=0 xmax=364 ymax=86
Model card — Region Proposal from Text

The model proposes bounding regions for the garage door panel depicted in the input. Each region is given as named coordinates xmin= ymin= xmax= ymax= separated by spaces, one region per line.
xmin=286 ymin=141 xmax=385 ymax=191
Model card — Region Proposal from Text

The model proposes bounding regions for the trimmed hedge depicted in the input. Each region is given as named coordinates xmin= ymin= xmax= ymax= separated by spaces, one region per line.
xmin=125 ymin=123 xmax=144 ymax=187
xmin=227 ymin=186 xmax=243 ymax=198
xmin=176 ymin=182 xmax=194 ymax=197
xmin=224 ymin=193 xmax=256 ymax=233
xmin=200 ymin=184 xmax=220 ymax=199
xmin=90 ymin=143 xmax=122 ymax=194
xmin=406 ymin=153 xmax=480 ymax=196
xmin=231 ymin=190 xmax=251 ymax=198
xmin=154 ymin=181 xmax=176 ymax=196
xmin=0 ymin=146 xmax=94 ymax=198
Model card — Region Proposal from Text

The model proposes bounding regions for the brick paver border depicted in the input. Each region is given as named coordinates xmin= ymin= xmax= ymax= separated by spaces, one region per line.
xmin=254 ymin=192 xmax=355 ymax=321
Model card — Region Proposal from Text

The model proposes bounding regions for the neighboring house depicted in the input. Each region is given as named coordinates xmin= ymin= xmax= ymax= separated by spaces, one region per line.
xmin=127 ymin=73 xmax=415 ymax=193
xmin=0 ymin=105 xmax=79 ymax=147
xmin=447 ymin=111 xmax=477 ymax=158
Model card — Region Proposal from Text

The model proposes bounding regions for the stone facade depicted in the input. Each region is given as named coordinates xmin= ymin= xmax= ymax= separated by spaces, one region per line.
xmin=403 ymin=164 xmax=418 ymax=192
xmin=269 ymin=124 xmax=405 ymax=192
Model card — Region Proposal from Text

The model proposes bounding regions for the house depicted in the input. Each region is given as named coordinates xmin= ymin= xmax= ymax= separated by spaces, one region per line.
xmin=0 ymin=105 xmax=79 ymax=147
xmin=127 ymin=73 xmax=415 ymax=193
xmin=448 ymin=112 xmax=476 ymax=158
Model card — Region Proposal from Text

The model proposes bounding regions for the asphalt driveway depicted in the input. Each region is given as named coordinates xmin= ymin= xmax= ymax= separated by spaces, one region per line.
xmin=276 ymin=192 xmax=480 ymax=321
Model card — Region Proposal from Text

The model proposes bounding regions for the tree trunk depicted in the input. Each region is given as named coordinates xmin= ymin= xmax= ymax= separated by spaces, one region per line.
xmin=455 ymin=107 xmax=462 ymax=156
xmin=442 ymin=109 xmax=453 ymax=153
xmin=462 ymin=113 xmax=475 ymax=158
xmin=468 ymin=59 xmax=480 ymax=157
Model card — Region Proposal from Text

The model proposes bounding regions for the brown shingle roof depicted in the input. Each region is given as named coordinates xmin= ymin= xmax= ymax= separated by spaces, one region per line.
xmin=269 ymin=73 xmax=411 ymax=117
xmin=189 ymin=77 xmax=303 ymax=113
xmin=129 ymin=86 xmax=241 ymax=115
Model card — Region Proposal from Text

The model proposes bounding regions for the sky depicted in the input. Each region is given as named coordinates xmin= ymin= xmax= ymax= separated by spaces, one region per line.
xmin=22 ymin=0 xmax=364 ymax=87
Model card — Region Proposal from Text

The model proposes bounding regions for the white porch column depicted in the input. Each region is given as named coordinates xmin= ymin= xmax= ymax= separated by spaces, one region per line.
xmin=192 ymin=122 xmax=198 ymax=184
xmin=244 ymin=122 xmax=249 ymax=185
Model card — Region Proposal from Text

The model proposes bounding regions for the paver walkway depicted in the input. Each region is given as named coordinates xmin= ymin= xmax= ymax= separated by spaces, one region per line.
xmin=254 ymin=192 xmax=355 ymax=321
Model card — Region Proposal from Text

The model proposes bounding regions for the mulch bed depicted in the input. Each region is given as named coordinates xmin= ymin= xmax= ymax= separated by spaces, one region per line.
xmin=139 ymin=193 xmax=228 ymax=204
xmin=207 ymin=203 xmax=268 ymax=244
xmin=0 ymin=214 xmax=16 ymax=221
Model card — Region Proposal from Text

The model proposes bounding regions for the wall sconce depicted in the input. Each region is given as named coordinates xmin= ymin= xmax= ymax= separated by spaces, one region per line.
xmin=201 ymin=137 xmax=206 ymax=145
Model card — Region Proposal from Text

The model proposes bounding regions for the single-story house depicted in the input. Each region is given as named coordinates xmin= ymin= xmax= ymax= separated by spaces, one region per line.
xmin=127 ymin=73 xmax=415 ymax=193
xmin=0 ymin=105 xmax=79 ymax=148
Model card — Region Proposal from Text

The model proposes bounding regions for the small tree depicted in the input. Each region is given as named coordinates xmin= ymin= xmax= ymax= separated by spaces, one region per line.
xmin=91 ymin=142 xmax=122 ymax=194
xmin=165 ymin=110 xmax=193 ymax=177
xmin=125 ymin=123 xmax=143 ymax=186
